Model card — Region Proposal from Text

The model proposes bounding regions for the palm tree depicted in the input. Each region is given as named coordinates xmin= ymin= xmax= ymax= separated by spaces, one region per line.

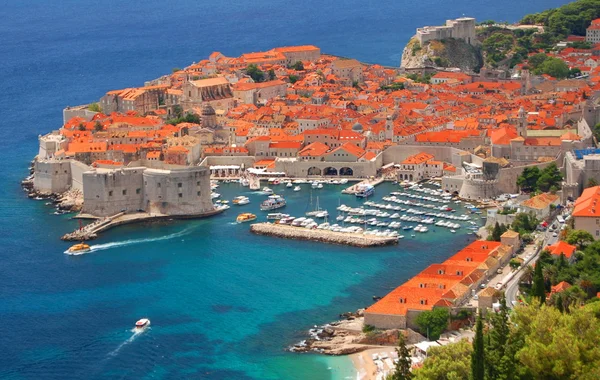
xmin=521 ymin=265 xmax=534 ymax=285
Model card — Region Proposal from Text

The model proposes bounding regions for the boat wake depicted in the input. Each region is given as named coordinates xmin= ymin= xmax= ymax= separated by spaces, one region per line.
xmin=64 ymin=227 xmax=194 ymax=255
xmin=107 ymin=328 xmax=149 ymax=357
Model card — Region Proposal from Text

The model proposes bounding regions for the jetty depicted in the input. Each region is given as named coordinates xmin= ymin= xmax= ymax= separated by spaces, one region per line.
xmin=62 ymin=208 xmax=224 ymax=241
xmin=250 ymin=223 xmax=398 ymax=247
xmin=341 ymin=177 xmax=385 ymax=195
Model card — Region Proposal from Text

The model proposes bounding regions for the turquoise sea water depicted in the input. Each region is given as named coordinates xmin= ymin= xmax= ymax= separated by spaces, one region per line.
xmin=0 ymin=0 xmax=569 ymax=378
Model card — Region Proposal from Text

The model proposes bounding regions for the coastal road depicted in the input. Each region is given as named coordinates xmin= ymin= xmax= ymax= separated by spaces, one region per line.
xmin=505 ymin=218 xmax=559 ymax=308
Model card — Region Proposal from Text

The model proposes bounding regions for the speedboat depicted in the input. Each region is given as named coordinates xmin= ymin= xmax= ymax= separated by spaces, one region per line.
xmin=66 ymin=243 xmax=91 ymax=255
xmin=286 ymin=182 xmax=293 ymax=188
xmin=293 ymin=186 xmax=301 ymax=192
xmin=262 ymin=187 xmax=274 ymax=195
xmin=311 ymin=182 xmax=318 ymax=189
xmin=236 ymin=213 xmax=257 ymax=223
xmin=232 ymin=196 xmax=250 ymax=205
xmin=317 ymin=183 xmax=323 ymax=189
xmin=135 ymin=318 xmax=150 ymax=329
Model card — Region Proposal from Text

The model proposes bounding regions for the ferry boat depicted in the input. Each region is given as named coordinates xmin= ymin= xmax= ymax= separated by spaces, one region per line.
xmin=135 ymin=318 xmax=150 ymax=329
xmin=232 ymin=196 xmax=250 ymax=205
xmin=66 ymin=243 xmax=91 ymax=254
xmin=260 ymin=195 xmax=286 ymax=211
xmin=355 ymin=184 xmax=374 ymax=198
xmin=236 ymin=213 xmax=257 ymax=223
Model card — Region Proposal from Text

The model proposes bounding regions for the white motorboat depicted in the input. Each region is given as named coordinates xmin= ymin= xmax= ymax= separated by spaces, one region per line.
xmin=311 ymin=182 xmax=318 ymax=189
xmin=262 ymin=187 xmax=274 ymax=195
xmin=293 ymin=186 xmax=301 ymax=192
xmin=286 ymin=182 xmax=293 ymax=188
xmin=317 ymin=183 xmax=323 ymax=189
xmin=135 ymin=318 xmax=150 ymax=329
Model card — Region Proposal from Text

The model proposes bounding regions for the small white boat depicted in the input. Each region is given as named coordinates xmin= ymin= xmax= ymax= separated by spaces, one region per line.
xmin=293 ymin=186 xmax=301 ymax=192
xmin=317 ymin=183 xmax=323 ymax=189
xmin=450 ymin=229 xmax=456 ymax=233
xmin=135 ymin=318 xmax=150 ymax=329
xmin=286 ymin=182 xmax=293 ymax=188
xmin=262 ymin=187 xmax=274 ymax=195
xmin=311 ymin=182 xmax=318 ymax=189
xmin=340 ymin=179 xmax=348 ymax=184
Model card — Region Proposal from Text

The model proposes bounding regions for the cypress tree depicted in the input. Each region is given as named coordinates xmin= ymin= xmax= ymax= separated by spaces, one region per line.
xmin=471 ymin=312 xmax=485 ymax=380
xmin=532 ymin=260 xmax=546 ymax=304
xmin=391 ymin=332 xmax=413 ymax=380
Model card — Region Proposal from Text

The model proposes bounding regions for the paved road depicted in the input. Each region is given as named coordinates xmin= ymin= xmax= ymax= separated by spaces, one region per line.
xmin=505 ymin=219 xmax=559 ymax=308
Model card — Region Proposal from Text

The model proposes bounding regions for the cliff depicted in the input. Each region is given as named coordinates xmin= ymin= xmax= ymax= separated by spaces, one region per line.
xmin=401 ymin=37 xmax=483 ymax=73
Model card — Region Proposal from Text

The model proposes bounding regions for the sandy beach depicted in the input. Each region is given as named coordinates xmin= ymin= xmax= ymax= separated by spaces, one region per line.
xmin=350 ymin=347 xmax=399 ymax=380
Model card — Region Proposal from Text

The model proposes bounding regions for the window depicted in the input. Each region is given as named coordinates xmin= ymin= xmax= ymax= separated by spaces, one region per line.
xmin=419 ymin=283 xmax=425 ymax=288
xmin=122 ymin=189 xmax=127 ymax=196
xmin=136 ymin=188 xmax=141 ymax=194
xmin=158 ymin=182 xmax=161 ymax=188
xmin=109 ymin=191 xmax=113 ymax=196
xmin=178 ymin=183 xmax=182 ymax=188
xmin=178 ymin=193 xmax=183 ymax=198
xmin=197 ymin=181 xmax=200 ymax=186
xmin=197 ymin=191 xmax=201 ymax=196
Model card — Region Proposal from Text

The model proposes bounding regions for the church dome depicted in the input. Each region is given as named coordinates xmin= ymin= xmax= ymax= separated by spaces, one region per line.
xmin=201 ymin=103 xmax=216 ymax=116
xmin=352 ymin=122 xmax=363 ymax=132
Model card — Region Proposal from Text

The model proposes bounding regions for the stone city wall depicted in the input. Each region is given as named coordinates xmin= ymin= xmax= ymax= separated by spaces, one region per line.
xmin=363 ymin=313 xmax=407 ymax=330
xmin=82 ymin=167 xmax=145 ymax=216
xmin=33 ymin=160 xmax=72 ymax=194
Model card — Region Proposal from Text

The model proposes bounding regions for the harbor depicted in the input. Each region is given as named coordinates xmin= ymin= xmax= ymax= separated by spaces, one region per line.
xmin=250 ymin=222 xmax=399 ymax=247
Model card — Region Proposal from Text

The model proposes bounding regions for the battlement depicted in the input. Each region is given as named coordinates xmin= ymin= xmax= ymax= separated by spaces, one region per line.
xmin=416 ymin=17 xmax=476 ymax=46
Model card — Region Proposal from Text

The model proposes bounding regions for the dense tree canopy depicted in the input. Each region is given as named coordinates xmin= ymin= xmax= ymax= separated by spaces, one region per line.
xmin=517 ymin=164 xmax=562 ymax=192
xmin=512 ymin=213 xmax=539 ymax=234
xmin=414 ymin=339 xmax=472 ymax=380
xmin=520 ymin=0 xmax=600 ymax=39
xmin=415 ymin=308 xmax=449 ymax=341
xmin=245 ymin=64 xmax=265 ymax=82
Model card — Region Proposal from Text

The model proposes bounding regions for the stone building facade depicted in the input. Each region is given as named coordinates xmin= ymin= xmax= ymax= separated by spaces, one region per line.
xmin=416 ymin=17 xmax=476 ymax=45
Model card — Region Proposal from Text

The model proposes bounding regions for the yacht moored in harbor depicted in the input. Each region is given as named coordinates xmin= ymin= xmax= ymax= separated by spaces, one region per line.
xmin=260 ymin=195 xmax=286 ymax=211
xmin=356 ymin=184 xmax=374 ymax=198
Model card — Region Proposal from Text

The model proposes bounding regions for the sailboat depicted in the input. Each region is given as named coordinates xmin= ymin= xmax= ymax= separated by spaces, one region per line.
xmin=306 ymin=192 xmax=327 ymax=217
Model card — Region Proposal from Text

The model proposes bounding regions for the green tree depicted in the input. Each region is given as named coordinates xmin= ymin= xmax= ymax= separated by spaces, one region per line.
xmin=566 ymin=229 xmax=594 ymax=250
xmin=77 ymin=123 xmax=86 ymax=131
xmin=471 ymin=313 xmax=485 ymax=380
xmin=512 ymin=213 xmax=538 ymax=234
xmin=490 ymin=222 xmax=508 ymax=242
xmin=93 ymin=121 xmax=104 ymax=132
xmin=415 ymin=308 xmax=449 ymax=341
xmin=531 ymin=259 xmax=546 ymax=304
xmin=88 ymin=102 xmax=102 ymax=113
xmin=587 ymin=178 xmax=599 ymax=188
xmin=509 ymin=258 xmax=522 ymax=270
xmin=536 ymin=163 xmax=562 ymax=192
xmin=172 ymin=67 xmax=181 ymax=73
xmin=290 ymin=61 xmax=304 ymax=71
xmin=517 ymin=166 xmax=540 ymax=192
xmin=485 ymin=296 xmax=514 ymax=380
xmin=527 ymin=53 xmax=549 ymax=70
xmin=288 ymin=74 xmax=299 ymax=84
xmin=414 ymin=340 xmax=472 ymax=380
xmin=537 ymin=57 xmax=569 ymax=78
xmin=390 ymin=332 xmax=413 ymax=380
xmin=245 ymin=64 xmax=265 ymax=82
xmin=513 ymin=303 xmax=600 ymax=379
xmin=267 ymin=68 xmax=276 ymax=81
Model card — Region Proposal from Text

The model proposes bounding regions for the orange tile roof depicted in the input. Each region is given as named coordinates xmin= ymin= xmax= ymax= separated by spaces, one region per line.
xmin=401 ymin=152 xmax=434 ymax=165
xmin=298 ymin=142 xmax=330 ymax=157
xmin=327 ymin=142 xmax=365 ymax=158
xmin=521 ymin=192 xmax=559 ymax=210
xmin=573 ymin=185 xmax=600 ymax=217
xmin=546 ymin=241 xmax=576 ymax=259
xmin=551 ymin=281 xmax=572 ymax=293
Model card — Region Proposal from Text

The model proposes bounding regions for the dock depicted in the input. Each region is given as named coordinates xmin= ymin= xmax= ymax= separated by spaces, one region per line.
xmin=61 ymin=209 xmax=224 ymax=241
xmin=250 ymin=223 xmax=398 ymax=247
xmin=341 ymin=177 xmax=385 ymax=195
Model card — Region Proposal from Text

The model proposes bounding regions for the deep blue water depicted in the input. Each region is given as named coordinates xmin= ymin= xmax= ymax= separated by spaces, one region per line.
xmin=0 ymin=1 xmax=569 ymax=379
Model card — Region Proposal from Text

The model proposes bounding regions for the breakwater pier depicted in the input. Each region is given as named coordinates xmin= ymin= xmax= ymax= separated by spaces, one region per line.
xmin=250 ymin=223 xmax=398 ymax=247
xmin=341 ymin=177 xmax=385 ymax=195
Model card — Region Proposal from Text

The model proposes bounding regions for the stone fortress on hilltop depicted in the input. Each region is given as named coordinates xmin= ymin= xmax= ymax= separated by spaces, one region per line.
xmin=415 ymin=17 xmax=476 ymax=46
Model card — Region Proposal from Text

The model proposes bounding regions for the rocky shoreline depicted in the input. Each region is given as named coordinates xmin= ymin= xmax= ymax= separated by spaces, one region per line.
xmin=289 ymin=309 xmax=427 ymax=356
xmin=21 ymin=161 xmax=82 ymax=214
